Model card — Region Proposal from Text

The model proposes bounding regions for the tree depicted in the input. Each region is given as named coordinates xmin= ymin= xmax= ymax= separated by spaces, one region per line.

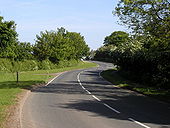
xmin=104 ymin=31 xmax=129 ymax=46
xmin=114 ymin=0 xmax=170 ymax=50
xmin=0 ymin=16 xmax=18 ymax=58
xmin=34 ymin=27 xmax=90 ymax=63
xmin=115 ymin=0 xmax=170 ymax=35
xmin=34 ymin=30 xmax=58 ymax=62
xmin=94 ymin=45 xmax=116 ymax=62
xmin=15 ymin=42 xmax=33 ymax=60
xmin=65 ymin=32 xmax=90 ymax=59
xmin=94 ymin=0 xmax=170 ymax=88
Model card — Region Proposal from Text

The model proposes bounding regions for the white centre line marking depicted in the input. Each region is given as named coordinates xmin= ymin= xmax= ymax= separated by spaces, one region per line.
xmin=103 ymin=103 xmax=121 ymax=114
xmin=77 ymin=71 xmax=120 ymax=114
xmin=77 ymin=70 xmax=152 ymax=128
xmin=82 ymin=86 xmax=85 ymax=90
xmin=85 ymin=89 xmax=91 ymax=95
xmin=92 ymin=95 xmax=101 ymax=101
xmin=128 ymin=118 xmax=151 ymax=128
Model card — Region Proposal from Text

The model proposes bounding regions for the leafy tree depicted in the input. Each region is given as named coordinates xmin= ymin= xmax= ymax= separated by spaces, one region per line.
xmin=0 ymin=16 xmax=18 ymax=58
xmin=114 ymin=0 xmax=170 ymax=50
xmin=16 ymin=42 xmax=33 ymax=60
xmin=104 ymin=31 xmax=130 ymax=46
xmin=94 ymin=0 xmax=170 ymax=88
xmin=65 ymin=32 xmax=90 ymax=59
xmin=115 ymin=0 xmax=170 ymax=35
xmin=34 ymin=30 xmax=57 ymax=61
xmin=34 ymin=27 xmax=90 ymax=63
xmin=112 ymin=0 xmax=170 ymax=87
xmin=94 ymin=45 xmax=116 ymax=62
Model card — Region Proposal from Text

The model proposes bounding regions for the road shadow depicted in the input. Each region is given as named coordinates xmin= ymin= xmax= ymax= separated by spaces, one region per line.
xmin=58 ymin=96 xmax=170 ymax=127
xmin=32 ymin=69 xmax=170 ymax=127
xmin=59 ymin=99 xmax=129 ymax=119
xmin=0 ymin=80 xmax=44 ymax=90
xmin=32 ymin=82 xmax=87 ymax=94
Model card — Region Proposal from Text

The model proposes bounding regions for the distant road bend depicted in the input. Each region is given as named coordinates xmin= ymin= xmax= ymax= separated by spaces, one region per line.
xmin=21 ymin=61 xmax=170 ymax=128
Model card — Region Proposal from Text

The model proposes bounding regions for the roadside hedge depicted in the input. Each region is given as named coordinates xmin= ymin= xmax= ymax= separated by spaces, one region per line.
xmin=0 ymin=58 xmax=80 ymax=72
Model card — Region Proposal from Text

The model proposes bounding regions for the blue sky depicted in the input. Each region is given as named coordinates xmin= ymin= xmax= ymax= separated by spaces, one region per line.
xmin=0 ymin=0 xmax=128 ymax=50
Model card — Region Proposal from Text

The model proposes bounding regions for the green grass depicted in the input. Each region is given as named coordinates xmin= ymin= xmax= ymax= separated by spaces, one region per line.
xmin=101 ymin=69 xmax=170 ymax=103
xmin=0 ymin=61 xmax=97 ymax=127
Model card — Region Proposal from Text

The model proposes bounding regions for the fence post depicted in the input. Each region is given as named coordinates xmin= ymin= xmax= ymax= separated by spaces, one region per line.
xmin=16 ymin=71 xmax=19 ymax=83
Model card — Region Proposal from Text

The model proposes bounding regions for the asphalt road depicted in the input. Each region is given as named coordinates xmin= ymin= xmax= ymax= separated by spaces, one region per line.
xmin=21 ymin=61 xmax=170 ymax=128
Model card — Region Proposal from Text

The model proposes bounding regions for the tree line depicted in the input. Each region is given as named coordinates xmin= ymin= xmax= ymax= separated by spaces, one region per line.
xmin=0 ymin=16 xmax=89 ymax=71
xmin=94 ymin=0 xmax=170 ymax=88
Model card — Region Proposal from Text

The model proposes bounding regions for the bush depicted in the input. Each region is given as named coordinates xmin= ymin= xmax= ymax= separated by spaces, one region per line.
xmin=0 ymin=58 xmax=13 ymax=72
xmin=94 ymin=46 xmax=170 ymax=88
xmin=0 ymin=59 xmax=38 ymax=72
xmin=37 ymin=60 xmax=54 ymax=70
xmin=111 ymin=50 xmax=170 ymax=88
xmin=0 ymin=58 xmax=82 ymax=73
xmin=20 ymin=60 xmax=38 ymax=71
xmin=56 ymin=59 xmax=79 ymax=68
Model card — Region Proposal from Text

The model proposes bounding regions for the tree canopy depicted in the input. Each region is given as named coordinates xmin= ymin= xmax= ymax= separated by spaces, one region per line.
xmin=15 ymin=42 xmax=33 ymax=60
xmin=104 ymin=31 xmax=129 ymax=46
xmin=0 ymin=16 xmax=18 ymax=59
xmin=114 ymin=0 xmax=170 ymax=50
xmin=115 ymin=0 xmax=170 ymax=36
xmin=34 ymin=27 xmax=89 ymax=63
xmin=94 ymin=0 xmax=170 ymax=88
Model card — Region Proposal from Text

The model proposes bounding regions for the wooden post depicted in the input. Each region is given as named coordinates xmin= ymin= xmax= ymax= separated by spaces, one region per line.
xmin=16 ymin=71 xmax=19 ymax=83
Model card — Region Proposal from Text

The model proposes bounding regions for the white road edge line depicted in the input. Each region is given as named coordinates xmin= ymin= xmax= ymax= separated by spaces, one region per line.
xmin=20 ymin=72 xmax=65 ymax=128
xmin=128 ymin=118 xmax=151 ymax=128
xmin=45 ymin=73 xmax=62 ymax=86
xmin=77 ymin=71 xmax=120 ymax=114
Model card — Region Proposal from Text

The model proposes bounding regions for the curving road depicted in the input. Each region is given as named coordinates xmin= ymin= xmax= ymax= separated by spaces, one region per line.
xmin=21 ymin=61 xmax=170 ymax=128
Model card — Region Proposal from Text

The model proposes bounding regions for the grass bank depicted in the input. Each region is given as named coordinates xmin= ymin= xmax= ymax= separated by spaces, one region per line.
xmin=0 ymin=61 xmax=97 ymax=128
xmin=101 ymin=69 xmax=170 ymax=103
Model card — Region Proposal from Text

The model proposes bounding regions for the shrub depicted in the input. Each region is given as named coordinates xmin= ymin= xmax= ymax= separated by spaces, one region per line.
xmin=20 ymin=60 xmax=38 ymax=71
xmin=0 ymin=58 xmax=13 ymax=72
xmin=37 ymin=60 xmax=53 ymax=70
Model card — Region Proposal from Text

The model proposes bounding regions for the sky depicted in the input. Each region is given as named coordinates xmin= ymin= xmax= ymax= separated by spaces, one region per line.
xmin=0 ymin=0 xmax=128 ymax=50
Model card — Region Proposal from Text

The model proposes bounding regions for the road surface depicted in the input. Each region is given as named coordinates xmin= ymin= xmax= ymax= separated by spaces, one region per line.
xmin=21 ymin=61 xmax=170 ymax=128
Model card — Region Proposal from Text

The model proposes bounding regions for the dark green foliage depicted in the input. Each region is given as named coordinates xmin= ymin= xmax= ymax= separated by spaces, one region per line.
xmin=0 ymin=16 xmax=18 ymax=59
xmin=94 ymin=0 xmax=170 ymax=88
xmin=112 ymin=0 xmax=170 ymax=88
xmin=15 ymin=42 xmax=34 ymax=61
xmin=104 ymin=31 xmax=130 ymax=46
xmin=112 ymin=50 xmax=170 ymax=88
xmin=94 ymin=32 xmax=170 ymax=88
xmin=114 ymin=0 xmax=170 ymax=50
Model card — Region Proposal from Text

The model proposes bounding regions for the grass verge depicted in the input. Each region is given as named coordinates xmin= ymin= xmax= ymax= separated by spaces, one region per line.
xmin=0 ymin=61 xmax=97 ymax=128
xmin=101 ymin=69 xmax=170 ymax=103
